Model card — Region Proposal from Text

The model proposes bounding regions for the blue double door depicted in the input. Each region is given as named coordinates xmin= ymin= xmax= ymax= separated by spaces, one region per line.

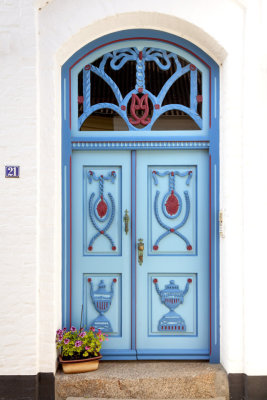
xmin=71 ymin=149 xmax=209 ymax=359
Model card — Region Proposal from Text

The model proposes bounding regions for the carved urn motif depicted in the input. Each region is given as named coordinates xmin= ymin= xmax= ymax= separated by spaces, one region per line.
xmin=153 ymin=278 xmax=192 ymax=332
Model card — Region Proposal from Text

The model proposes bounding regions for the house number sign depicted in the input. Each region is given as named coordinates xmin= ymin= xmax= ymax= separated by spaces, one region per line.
xmin=5 ymin=166 xmax=20 ymax=178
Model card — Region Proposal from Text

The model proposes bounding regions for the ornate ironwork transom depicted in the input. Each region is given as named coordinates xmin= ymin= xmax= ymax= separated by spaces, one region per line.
xmin=78 ymin=47 xmax=202 ymax=131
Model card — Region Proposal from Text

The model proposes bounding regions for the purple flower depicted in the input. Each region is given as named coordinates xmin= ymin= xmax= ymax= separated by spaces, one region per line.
xmin=75 ymin=340 xmax=82 ymax=347
xmin=63 ymin=327 xmax=67 ymax=332
xmin=85 ymin=346 xmax=91 ymax=351
xmin=90 ymin=326 xmax=95 ymax=332
xmin=64 ymin=338 xmax=70 ymax=345
xmin=56 ymin=329 xmax=63 ymax=335
xmin=79 ymin=331 xmax=86 ymax=338
xmin=70 ymin=326 xmax=76 ymax=332
xmin=58 ymin=334 xmax=63 ymax=341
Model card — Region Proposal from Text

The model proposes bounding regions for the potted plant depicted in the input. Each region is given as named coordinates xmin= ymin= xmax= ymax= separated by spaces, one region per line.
xmin=56 ymin=326 xmax=107 ymax=374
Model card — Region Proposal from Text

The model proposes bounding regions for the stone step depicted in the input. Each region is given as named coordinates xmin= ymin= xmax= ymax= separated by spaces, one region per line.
xmin=55 ymin=361 xmax=229 ymax=400
xmin=66 ymin=398 xmax=227 ymax=400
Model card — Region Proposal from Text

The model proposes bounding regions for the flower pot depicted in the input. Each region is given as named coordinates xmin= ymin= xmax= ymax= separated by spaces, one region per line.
xmin=59 ymin=354 xmax=102 ymax=374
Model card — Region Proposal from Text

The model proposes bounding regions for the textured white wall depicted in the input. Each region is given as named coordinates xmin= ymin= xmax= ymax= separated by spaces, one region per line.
xmin=242 ymin=0 xmax=267 ymax=376
xmin=1 ymin=0 xmax=267 ymax=376
xmin=0 ymin=0 xmax=38 ymax=375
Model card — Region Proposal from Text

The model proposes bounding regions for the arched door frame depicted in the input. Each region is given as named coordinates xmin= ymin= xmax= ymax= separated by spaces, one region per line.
xmin=61 ymin=29 xmax=220 ymax=362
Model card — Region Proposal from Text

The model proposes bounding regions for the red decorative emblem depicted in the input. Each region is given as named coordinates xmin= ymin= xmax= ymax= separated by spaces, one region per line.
xmin=165 ymin=190 xmax=179 ymax=216
xmin=96 ymin=196 xmax=108 ymax=218
xmin=129 ymin=94 xmax=151 ymax=126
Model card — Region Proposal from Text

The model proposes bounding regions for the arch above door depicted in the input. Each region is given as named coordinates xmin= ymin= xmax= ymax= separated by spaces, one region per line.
xmin=62 ymin=30 xmax=220 ymax=362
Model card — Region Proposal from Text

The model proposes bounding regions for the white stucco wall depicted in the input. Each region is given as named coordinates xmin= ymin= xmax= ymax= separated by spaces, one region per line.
xmin=0 ymin=0 xmax=38 ymax=375
xmin=0 ymin=0 xmax=267 ymax=377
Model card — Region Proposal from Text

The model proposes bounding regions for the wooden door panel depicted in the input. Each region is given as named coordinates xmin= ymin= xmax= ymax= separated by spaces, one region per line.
xmin=84 ymin=166 xmax=122 ymax=255
xmin=148 ymin=164 xmax=197 ymax=255
xmin=136 ymin=150 xmax=209 ymax=356
xmin=72 ymin=150 xmax=132 ymax=352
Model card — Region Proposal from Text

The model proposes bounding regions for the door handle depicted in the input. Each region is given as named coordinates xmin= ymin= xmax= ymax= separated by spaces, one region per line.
xmin=123 ymin=209 xmax=130 ymax=234
xmin=138 ymin=238 xmax=144 ymax=266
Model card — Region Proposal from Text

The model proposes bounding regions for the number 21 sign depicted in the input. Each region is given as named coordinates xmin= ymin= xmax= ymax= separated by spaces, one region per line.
xmin=5 ymin=166 xmax=20 ymax=178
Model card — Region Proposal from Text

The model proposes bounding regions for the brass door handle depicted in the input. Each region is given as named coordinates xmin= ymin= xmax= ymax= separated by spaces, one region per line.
xmin=138 ymin=239 xmax=144 ymax=266
xmin=123 ymin=209 xmax=130 ymax=234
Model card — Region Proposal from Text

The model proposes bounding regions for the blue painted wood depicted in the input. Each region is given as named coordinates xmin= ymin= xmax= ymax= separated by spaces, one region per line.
xmin=72 ymin=140 xmax=210 ymax=149
xmin=62 ymin=29 xmax=220 ymax=362
xmin=209 ymin=69 xmax=220 ymax=364
xmin=136 ymin=150 xmax=209 ymax=352
xmin=131 ymin=151 xmax=137 ymax=350
xmin=101 ymin=349 xmax=137 ymax=360
xmin=72 ymin=150 xmax=132 ymax=352
xmin=136 ymin=347 xmax=210 ymax=360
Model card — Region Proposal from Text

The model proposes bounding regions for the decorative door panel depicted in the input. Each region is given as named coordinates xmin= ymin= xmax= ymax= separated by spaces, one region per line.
xmin=148 ymin=165 xmax=196 ymax=255
xmin=84 ymin=166 xmax=122 ymax=255
xmin=71 ymin=151 xmax=133 ymax=354
xmin=83 ymin=274 xmax=122 ymax=336
xmin=136 ymin=150 xmax=209 ymax=356
xmin=149 ymin=274 xmax=197 ymax=336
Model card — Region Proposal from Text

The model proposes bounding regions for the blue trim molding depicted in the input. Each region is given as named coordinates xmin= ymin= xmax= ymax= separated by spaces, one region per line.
xmin=72 ymin=141 xmax=210 ymax=150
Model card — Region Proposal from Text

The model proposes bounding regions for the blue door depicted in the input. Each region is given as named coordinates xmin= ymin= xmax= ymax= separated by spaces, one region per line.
xmin=71 ymin=148 xmax=209 ymax=359
xmin=63 ymin=30 xmax=220 ymax=361
xmin=72 ymin=150 xmax=134 ymax=358
xmin=136 ymin=149 xmax=209 ymax=358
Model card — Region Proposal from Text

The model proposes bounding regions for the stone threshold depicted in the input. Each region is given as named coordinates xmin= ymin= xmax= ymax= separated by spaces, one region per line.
xmin=66 ymin=398 xmax=226 ymax=400
xmin=55 ymin=361 xmax=229 ymax=400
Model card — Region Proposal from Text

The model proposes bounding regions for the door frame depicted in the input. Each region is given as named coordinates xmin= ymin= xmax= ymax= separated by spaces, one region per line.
xmin=61 ymin=29 xmax=220 ymax=362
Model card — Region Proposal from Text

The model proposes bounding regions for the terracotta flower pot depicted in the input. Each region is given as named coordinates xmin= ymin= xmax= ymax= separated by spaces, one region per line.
xmin=59 ymin=354 xmax=102 ymax=374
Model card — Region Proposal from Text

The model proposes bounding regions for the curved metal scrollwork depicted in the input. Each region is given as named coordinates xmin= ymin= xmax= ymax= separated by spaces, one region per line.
xmin=79 ymin=47 xmax=202 ymax=131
